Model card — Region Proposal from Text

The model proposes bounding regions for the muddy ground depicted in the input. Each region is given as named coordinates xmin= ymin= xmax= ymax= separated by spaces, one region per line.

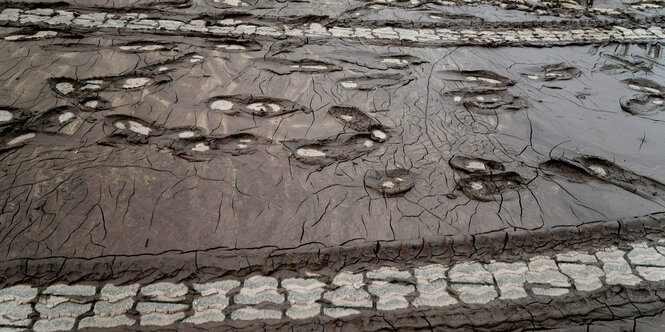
xmin=0 ymin=0 xmax=665 ymax=330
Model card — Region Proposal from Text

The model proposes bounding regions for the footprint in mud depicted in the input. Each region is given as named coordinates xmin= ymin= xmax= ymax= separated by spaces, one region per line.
xmin=375 ymin=54 xmax=427 ymax=69
xmin=328 ymin=106 xmax=388 ymax=142
xmin=208 ymin=95 xmax=311 ymax=117
xmin=48 ymin=53 xmax=204 ymax=98
xmin=0 ymin=129 xmax=36 ymax=152
xmin=457 ymin=172 xmax=525 ymax=202
xmin=449 ymin=156 xmax=505 ymax=174
xmin=365 ymin=168 xmax=415 ymax=196
xmin=49 ymin=78 xmax=103 ymax=97
xmin=40 ymin=43 xmax=104 ymax=53
xmin=284 ymin=133 xmax=380 ymax=167
xmin=79 ymin=97 xmax=111 ymax=111
xmin=445 ymin=88 xmax=527 ymax=115
xmin=40 ymin=41 xmax=175 ymax=54
xmin=208 ymin=0 xmax=250 ymax=8
xmin=623 ymin=78 xmax=664 ymax=94
xmin=49 ymin=75 xmax=165 ymax=98
xmin=620 ymin=94 xmax=664 ymax=115
xmin=171 ymin=133 xmax=264 ymax=161
xmin=334 ymin=51 xmax=426 ymax=70
xmin=3 ymin=29 xmax=58 ymax=41
xmin=117 ymin=42 xmax=175 ymax=53
xmin=214 ymin=38 xmax=262 ymax=52
xmin=540 ymin=159 xmax=594 ymax=183
xmin=600 ymin=54 xmax=653 ymax=74
xmin=522 ymin=63 xmax=581 ymax=81
xmin=439 ymin=70 xmax=514 ymax=87
xmin=26 ymin=106 xmax=84 ymax=136
xmin=540 ymin=156 xmax=665 ymax=199
xmin=338 ymin=73 xmax=412 ymax=90
xmin=167 ymin=127 xmax=208 ymax=140
xmin=0 ymin=107 xmax=31 ymax=127
xmin=101 ymin=115 xmax=164 ymax=145
xmin=261 ymin=58 xmax=340 ymax=75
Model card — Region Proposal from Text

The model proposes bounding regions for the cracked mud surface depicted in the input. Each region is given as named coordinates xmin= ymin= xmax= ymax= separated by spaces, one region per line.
xmin=1 ymin=0 xmax=665 ymax=330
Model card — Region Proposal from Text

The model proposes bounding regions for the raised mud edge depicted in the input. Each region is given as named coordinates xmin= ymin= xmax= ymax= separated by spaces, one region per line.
xmin=2 ymin=212 xmax=665 ymax=287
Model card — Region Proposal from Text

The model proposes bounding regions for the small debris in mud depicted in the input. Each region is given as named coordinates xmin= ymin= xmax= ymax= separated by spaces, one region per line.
xmin=449 ymin=156 xmax=505 ymax=174
xmin=620 ymin=94 xmax=664 ymax=115
xmin=457 ymin=172 xmax=525 ymax=201
xmin=365 ymin=169 xmax=414 ymax=196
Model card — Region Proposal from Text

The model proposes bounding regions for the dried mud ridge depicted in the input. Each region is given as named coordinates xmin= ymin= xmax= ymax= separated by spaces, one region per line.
xmin=1 ymin=214 xmax=665 ymax=330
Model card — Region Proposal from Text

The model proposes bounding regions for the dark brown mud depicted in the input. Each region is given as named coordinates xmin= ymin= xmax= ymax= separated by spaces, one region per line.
xmin=1 ymin=0 xmax=665 ymax=330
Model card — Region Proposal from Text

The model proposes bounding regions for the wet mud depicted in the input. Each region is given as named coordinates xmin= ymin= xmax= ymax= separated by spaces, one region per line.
xmin=0 ymin=0 xmax=665 ymax=329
